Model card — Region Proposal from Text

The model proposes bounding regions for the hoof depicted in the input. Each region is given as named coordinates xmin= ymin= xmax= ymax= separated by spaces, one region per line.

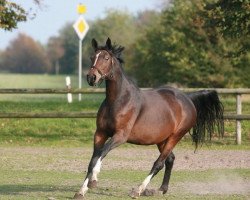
xmin=159 ymin=185 xmax=168 ymax=194
xmin=129 ymin=188 xmax=140 ymax=199
xmin=73 ymin=192 xmax=84 ymax=200
xmin=88 ymin=180 xmax=97 ymax=189
xmin=142 ymin=188 xmax=163 ymax=196
xmin=141 ymin=189 xmax=156 ymax=196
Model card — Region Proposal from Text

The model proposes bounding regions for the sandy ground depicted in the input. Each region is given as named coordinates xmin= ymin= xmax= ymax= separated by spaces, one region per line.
xmin=1 ymin=146 xmax=250 ymax=196
xmin=1 ymin=146 xmax=249 ymax=172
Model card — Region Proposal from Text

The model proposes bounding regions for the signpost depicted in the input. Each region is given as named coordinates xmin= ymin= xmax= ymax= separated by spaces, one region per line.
xmin=73 ymin=4 xmax=89 ymax=101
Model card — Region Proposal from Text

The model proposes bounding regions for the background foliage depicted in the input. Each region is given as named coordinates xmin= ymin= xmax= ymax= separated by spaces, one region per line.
xmin=0 ymin=0 xmax=249 ymax=88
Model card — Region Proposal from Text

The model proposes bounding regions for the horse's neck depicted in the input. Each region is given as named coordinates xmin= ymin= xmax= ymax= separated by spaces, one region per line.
xmin=105 ymin=67 xmax=131 ymax=104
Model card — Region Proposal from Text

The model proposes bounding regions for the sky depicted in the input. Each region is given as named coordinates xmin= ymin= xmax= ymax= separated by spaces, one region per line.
xmin=0 ymin=0 xmax=160 ymax=50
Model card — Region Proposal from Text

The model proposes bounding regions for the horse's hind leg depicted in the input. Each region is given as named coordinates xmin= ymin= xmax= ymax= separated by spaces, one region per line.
xmin=130 ymin=153 xmax=166 ymax=198
xmin=156 ymin=142 xmax=175 ymax=194
xmin=159 ymin=151 xmax=175 ymax=194
xmin=130 ymin=134 xmax=182 ymax=199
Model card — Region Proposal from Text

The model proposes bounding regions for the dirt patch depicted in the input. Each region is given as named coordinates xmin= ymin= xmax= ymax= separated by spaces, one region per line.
xmin=107 ymin=148 xmax=250 ymax=171
xmin=0 ymin=146 xmax=249 ymax=172
xmin=182 ymin=176 xmax=250 ymax=195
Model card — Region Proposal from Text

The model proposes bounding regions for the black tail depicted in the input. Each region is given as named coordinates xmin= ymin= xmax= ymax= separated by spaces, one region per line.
xmin=187 ymin=90 xmax=224 ymax=148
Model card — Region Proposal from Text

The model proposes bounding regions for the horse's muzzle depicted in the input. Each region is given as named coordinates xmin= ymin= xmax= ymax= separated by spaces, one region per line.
xmin=87 ymin=74 xmax=96 ymax=86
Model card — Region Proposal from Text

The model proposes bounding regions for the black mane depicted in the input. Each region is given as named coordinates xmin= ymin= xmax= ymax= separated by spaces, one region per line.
xmin=97 ymin=44 xmax=125 ymax=64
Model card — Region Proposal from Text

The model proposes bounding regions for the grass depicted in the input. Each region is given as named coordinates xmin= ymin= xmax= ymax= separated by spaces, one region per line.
xmin=0 ymin=74 xmax=80 ymax=88
xmin=0 ymin=73 xmax=249 ymax=148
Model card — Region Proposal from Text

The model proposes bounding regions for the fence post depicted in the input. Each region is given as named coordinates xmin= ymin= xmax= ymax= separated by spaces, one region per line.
xmin=236 ymin=94 xmax=242 ymax=144
xmin=66 ymin=76 xmax=73 ymax=103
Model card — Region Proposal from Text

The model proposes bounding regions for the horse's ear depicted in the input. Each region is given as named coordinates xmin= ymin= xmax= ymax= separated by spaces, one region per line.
xmin=106 ymin=37 xmax=112 ymax=50
xmin=92 ymin=38 xmax=98 ymax=50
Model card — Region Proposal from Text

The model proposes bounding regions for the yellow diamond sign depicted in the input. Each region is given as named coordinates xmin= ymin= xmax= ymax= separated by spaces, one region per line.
xmin=78 ymin=21 xmax=85 ymax=33
xmin=73 ymin=16 xmax=89 ymax=40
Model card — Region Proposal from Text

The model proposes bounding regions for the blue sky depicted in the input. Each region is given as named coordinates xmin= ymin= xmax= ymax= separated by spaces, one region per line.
xmin=0 ymin=0 xmax=159 ymax=49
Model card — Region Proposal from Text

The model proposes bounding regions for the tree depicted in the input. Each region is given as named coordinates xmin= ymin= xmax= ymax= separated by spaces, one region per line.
xmin=131 ymin=0 xmax=240 ymax=87
xmin=1 ymin=33 xmax=50 ymax=73
xmin=0 ymin=0 xmax=26 ymax=30
xmin=0 ymin=0 xmax=43 ymax=30
xmin=46 ymin=36 xmax=64 ymax=74
xmin=204 ymin=0 xmax=250 ymax=39
xmin=203 ymin=0 xmax=250 ymax=56
xmin=58 ymin=22 xmax=79 ymax=74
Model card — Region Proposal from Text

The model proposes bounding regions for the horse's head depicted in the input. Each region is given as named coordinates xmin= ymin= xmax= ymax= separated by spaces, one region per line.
xmin=87 ymin=38 xmax=124 ymax=86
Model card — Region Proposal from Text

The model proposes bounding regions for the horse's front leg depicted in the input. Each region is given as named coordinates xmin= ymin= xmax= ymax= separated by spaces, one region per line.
xmin=73 ymin=131 xmax=108 ymax=199
xmin=73 ymin=131 xmax=127 ymax=199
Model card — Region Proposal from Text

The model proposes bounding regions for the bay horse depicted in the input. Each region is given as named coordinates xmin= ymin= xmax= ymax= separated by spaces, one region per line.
xmin=73 ymin=38 xmax=224 ymax=199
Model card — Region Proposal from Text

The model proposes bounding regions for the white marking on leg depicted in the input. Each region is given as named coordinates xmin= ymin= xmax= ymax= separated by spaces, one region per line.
xmin=93 ymin=52 xmax=101 ymax=66
xmin=79 ymin=178 xmax=89 ymax=196
xmin=91 ymin=157 xmax=102 ymax=181
xmin=138 ymin=174 xmax=153 ymax=195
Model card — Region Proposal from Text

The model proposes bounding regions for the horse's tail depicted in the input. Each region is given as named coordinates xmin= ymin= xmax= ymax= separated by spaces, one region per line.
xmin=187 ymin=90 xmax=224 ymax=148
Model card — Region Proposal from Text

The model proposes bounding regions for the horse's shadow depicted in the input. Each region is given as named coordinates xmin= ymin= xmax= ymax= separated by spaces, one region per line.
xmin=0 ymin=184 xmax=126 ymax=199
xmin=0 ymin=184 xmax=73 ymax=198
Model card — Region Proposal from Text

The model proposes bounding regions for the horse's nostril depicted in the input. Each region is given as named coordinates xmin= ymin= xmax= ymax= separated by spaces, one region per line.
xmin=87 ymin=74 xmax=97 ymax=86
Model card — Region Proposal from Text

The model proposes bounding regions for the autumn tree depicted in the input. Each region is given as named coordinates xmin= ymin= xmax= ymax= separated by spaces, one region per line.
xmin=1 ymin=33 xmax=50 ymax=73
xmin=58 ymin=22 xmax=79 ymax=74
xmin=46 ymin=36 xmax=64 ymax=74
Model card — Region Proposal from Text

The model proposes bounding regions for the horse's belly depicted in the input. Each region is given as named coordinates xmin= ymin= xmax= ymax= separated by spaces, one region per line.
xmin=128 ymin=110 xmax=175 ymax=145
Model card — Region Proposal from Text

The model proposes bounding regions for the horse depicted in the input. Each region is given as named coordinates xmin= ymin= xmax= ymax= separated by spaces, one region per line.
xmin=73 ymin=38 xmax=224 ymax=199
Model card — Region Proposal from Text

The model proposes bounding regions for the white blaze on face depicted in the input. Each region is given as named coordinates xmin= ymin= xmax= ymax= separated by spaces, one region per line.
xmin=92 ymin=158 xmax=102 ymax=181
xmin=93 ymin=52 xmax=101 ymax=67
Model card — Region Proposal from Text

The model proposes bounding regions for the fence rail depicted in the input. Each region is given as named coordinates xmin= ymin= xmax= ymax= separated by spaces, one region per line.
xmin=0 ymin=88 xmax=249 ymax=144
xmin=0 ymin=88 xmax=250 ymax=94
xmin=0 ymin=88 xmax=105 ymax=94
xmin=0 ymin=112 xmax=97 ymax=118
xmin=0 ymin=112 xmax=249 ymax=120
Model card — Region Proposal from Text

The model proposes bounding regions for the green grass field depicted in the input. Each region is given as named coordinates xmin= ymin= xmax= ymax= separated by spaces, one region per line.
xmin=0 ymin=74 xmax=81 ymax=88
xmin=0 ymin=73 xmax=249 ymax=147
xmin=0 ymin=74 xmax=249 ymax=199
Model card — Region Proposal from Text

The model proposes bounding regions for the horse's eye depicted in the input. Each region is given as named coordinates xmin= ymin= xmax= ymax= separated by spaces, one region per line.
xmin=104 ymin=56 xmax=109 ymax=60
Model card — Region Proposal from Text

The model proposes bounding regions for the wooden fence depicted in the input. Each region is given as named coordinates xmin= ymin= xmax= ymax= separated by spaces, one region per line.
xmin=0 ymin=88 xmax=249 ymax=144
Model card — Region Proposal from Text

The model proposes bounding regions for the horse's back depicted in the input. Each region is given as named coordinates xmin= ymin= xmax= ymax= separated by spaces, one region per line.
xmin=155 ymin=87 xmax=197 ymax=130
xmin=145 ymin=86 xmax=195 ymax=112
xmin=156 ymin=87 xmax=195 ymax=110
